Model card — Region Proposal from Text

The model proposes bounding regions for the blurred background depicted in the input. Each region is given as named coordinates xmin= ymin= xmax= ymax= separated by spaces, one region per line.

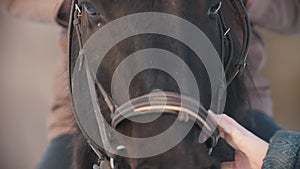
xmin=0 ymin=14 xmax=299 ymax=169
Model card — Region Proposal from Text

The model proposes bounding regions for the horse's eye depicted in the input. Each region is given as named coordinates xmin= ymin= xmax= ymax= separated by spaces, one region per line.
xmin=83 ymin=1 xmax=101 ymax=18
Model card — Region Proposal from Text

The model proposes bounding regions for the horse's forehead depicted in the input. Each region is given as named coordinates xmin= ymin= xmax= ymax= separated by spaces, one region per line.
xmin=88 ymin=0 xmax=212 ymax=16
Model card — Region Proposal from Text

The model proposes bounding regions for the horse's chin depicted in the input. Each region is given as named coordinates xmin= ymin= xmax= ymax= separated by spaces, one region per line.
xmin=115 ymin=115 xmax=222 ymax=169
xmin=115 ymin=142 xmax=222 ymax=169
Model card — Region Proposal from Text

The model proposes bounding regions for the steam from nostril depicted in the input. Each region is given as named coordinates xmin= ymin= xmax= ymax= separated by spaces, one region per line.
xmin=138 ymin=89 xmax=166 ymax=123
xmin=148 ymin=89 xmax=167 ymax=109
xmin=127 ymin=89 xmax=166 ymax=124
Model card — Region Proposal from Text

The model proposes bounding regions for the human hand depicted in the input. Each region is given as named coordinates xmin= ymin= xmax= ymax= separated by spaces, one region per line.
xmin=208 ymin=110 xmax=269 ymax=169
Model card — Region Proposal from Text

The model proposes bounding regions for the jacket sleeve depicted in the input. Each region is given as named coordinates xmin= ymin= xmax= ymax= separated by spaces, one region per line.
xmin=0 ymin=0 xmax=65 ymax=25
xmin=249 ymin=0 xmax=300 ymax=34
xmin=262 ymin=130 xmax=300 ymax=169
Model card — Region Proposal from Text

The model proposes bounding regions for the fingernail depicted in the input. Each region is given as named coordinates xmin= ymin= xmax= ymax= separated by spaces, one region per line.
xmin=208 ymin=110 xmax=215 ymax=116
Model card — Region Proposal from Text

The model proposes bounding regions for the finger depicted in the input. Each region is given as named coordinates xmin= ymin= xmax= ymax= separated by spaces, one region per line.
xmin=207 ymin=110 xmax=227 ymax=139
xmin=208 ymin=110 xmax=250 ymax=149
xmin=207 ymin=109 xmax=221 ymax=122
xmin=208 ymin=110 xmax=233 ymax=133
xmin=218 ymin=126 xmax=226 ymax=139
xmin=208 ymin=110 xmax=244 ymax=135
xmin=221 ymin=162 xmax=237 ymax=169
xmin=207 ymin=110 xmax=224 ymax=130
xmin=209 ymin=110 xmax=268 ymax=156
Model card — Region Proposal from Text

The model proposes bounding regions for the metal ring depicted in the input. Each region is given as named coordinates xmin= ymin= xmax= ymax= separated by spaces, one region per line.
xmin=110 ymin=158 xmax=115 ymax=169
xmin=224 ymin=28 xmax=231 ymax=36
xmin=209 ymin=1 xmax=222 ymax=15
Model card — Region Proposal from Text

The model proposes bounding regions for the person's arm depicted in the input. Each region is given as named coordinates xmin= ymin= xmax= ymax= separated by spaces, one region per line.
xmin=208 ymin=110 xmax=300 ymax=169
xmin=262 ymin=131 xmax=300 ymax=169
xmin=0 ymin=0 xmax=66 ymax=25
xmin=249 ymin=0 xmax=300 ymax=34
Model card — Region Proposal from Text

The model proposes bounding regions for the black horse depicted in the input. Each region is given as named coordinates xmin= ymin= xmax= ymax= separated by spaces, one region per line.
xmin=68 ymin=0 xmax=260 ymax=168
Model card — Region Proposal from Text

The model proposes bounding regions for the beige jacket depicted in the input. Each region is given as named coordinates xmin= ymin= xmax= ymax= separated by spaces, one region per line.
xmin=1 ymin=0 xmax=299 ymax=141
xmin=0 ymin=0 xmax=74 ymax=141
xmin=250 ymin=0 xmax=300 ymax=34
xmin=246 ymin=0 xmax=300 ymax=116
xmin=0 ymin=0 xmax=64 ymax=24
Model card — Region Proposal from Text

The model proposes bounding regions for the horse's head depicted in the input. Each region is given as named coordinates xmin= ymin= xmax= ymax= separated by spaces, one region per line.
xmin=69 ymin=0 xmax=250 ymax=169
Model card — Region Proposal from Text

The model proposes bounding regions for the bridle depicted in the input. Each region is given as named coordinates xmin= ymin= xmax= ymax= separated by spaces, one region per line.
xmin=210 ymin=1 xmax=251 ymax=85
xmin=68 ymin=0 xmax=251 ymax=168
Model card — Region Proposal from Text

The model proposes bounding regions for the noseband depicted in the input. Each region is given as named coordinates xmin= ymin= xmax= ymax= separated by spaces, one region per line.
xmin=69 ymin=0 xmax=251 ymax=168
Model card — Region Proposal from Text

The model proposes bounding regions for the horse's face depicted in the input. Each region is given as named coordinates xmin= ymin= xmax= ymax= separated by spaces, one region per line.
xmin=71 ymin=0 xmax=246 ymax=169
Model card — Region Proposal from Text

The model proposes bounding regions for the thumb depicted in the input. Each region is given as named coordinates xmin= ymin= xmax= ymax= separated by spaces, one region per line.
xmin=221 ymin=162 xmax=237 ymax=169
